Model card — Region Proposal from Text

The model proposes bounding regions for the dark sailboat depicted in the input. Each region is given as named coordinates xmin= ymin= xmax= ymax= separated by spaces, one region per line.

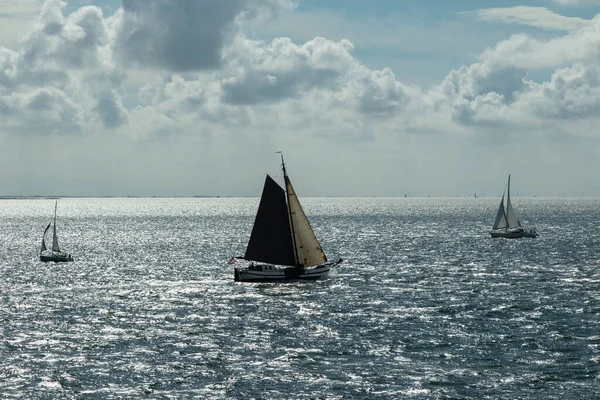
xmin=490 ymin=175 xmax=538 ymax=239
xmin=40 ymin=201 xmax=74 ymax=262
xmin=230 ymin=153 xmax=342 ymax=282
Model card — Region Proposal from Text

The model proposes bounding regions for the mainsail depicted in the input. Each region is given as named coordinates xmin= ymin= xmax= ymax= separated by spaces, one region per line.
xmin=285 ymin=177 xmax=327 ymax=267
xmin=505 ymin=175 xmax=521 ymax=228
xmin=52 ymin=201 xmax=60 ymax=253
xmin=244 ymin=175 xmax=296 ymax=266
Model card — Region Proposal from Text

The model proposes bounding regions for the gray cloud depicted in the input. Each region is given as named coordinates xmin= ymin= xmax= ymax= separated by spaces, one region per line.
xmin=114 ymin=0 xmax=289 ymax=71
xmin=96 ymin=90 xmax=128 ymax=128
xmin=0 ymin=87 xmax=83 ymax=134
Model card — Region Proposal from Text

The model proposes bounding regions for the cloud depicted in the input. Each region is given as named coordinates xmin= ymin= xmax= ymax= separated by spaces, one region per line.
xmin=479 ymin=15 xmax=600 ymax=70
xmin=113 ymin=0 xmax=292 ymax=71
xmin=95 ymin=90 xmax=128 ymax=128
xmin=519 ymin=64 xmax=600 ymax=120
xmin=0 ymin=0 xmax=126 ymax=132
xmin=552 ymin=0 xmax=600 ymax=6
xmin=2 ymin=1 xmax=600 ymax=146
xmin=0 ymin=87 xmax=83 ymax=134
xmin=220 ymin=36 xmax=353 ymax=105
xmin=462 ymin=6 xmax=589 ymax=31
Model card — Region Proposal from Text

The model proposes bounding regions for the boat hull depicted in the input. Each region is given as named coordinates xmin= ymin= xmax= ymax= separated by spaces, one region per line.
xmin=40 ymin=252 xmax=73 ymax=263
xmin=234 ymin=259 xmax=342 ymax=282
xmin=490 ymin=229 xmax=538 ymax=239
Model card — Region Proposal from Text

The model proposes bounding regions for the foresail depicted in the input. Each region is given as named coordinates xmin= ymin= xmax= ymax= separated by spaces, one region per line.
xmin=286 ymin=178 xmax=327 ymax=267
xmin=492 ymin=195 xmax=508 ymax=230
xmin=40 ymin=222 xmax=50 ymax=254
xmin=52 ymin=201 xmax=60 ymax=252
xmin=244 ymin=175 xmax=296 ymax=266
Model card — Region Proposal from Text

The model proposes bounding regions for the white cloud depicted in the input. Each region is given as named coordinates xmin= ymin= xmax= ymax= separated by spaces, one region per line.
xmin=552 ymin=0 xmax=600 ymax=6
xmin=220 ymin=36 xmax=354 ymax=105
xmin=463 ymin=6 xmax=589 ymax=31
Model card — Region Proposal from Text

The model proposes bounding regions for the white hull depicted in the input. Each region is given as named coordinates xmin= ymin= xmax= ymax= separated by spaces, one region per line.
xmin=234 ymin=259 xmax=341 ymax=282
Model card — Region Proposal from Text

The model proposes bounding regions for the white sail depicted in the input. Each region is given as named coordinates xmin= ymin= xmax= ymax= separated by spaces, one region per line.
xmin=285 ymin=178 xmax=327 ymax=267
xmin=52 ymin=201 xmax=60 ymax=253
xmin=505 ymin=175 xmax=520 ymax=228
xmin=40 ymin=223 xmax=50 ymax=253
xmin=492 ymin=194 xmax=508 ymax=230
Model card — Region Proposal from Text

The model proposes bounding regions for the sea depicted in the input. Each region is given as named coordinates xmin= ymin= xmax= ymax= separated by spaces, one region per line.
xmin=0 ymin=197 xmax=598 ymax=399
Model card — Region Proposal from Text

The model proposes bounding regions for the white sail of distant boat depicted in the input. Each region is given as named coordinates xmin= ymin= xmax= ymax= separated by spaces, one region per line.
xmin=230 ymin=152 xmax=342 ymax=282
xmin=52 ymin=201 xmax=60 ymax=253
xmin=40 ymin=200 xmax=73 ymax=262
xmin=40 ymin=222 xmax=50 ymax=253
xmin=492 ymin=194 xmax=508 ymax=230
xmin=490 ymin=175 xmax=538 ymax=239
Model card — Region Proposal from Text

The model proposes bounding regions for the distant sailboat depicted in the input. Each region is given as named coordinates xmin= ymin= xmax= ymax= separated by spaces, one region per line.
xmin=490 ymin=175 xmax=538 ymax=239
xmin=40 ymin=201 xmax=73 ymax=262
xmin=230 ymin=153 xmax=342 ymax=282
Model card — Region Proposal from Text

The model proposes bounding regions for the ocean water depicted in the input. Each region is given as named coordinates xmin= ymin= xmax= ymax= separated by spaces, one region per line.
xmin=0 ymin=197 xmax=598 ymax=399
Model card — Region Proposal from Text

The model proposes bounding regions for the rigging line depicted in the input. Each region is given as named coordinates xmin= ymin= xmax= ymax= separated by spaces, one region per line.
xmin=273 ymin=151 xmax=285 ymax=187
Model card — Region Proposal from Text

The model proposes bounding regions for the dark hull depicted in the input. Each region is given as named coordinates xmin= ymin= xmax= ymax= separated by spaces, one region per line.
xmin=40 ymin=253 xmax=73 ymax=263
xmin=234 ymin=259 xmax=342 ymax=283
xmin=490 ymin=230 xmax=538 ymax=239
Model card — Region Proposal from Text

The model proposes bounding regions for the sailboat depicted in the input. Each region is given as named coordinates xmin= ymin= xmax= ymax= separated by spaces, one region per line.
xmin=230 ymin=153 xmax=343 ymax=282
xmin=40 ymin=201 xmax=74 ymax=262
xmin=490 ymin=175 xmax=538 ymax=239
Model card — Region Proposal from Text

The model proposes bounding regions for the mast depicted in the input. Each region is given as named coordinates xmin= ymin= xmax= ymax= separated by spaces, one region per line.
xmin=53 ymin=200 xmax=57 ymax=244
xmin=505 ymin=176 xmax=510 ymax=231
xmin=507 ymin=175 xmax=511 ymax=208
xmin=278 ymin=151 xmax=300 ymax=267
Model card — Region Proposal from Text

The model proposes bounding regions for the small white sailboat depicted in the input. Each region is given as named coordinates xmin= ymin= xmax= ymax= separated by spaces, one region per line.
xmin=230 ymin=153 xmax=342 ymax=282
xmin=40 ymin=201 xmax=73 ymax=262
xmin=490 ymin=175 xmax=538 ymax=239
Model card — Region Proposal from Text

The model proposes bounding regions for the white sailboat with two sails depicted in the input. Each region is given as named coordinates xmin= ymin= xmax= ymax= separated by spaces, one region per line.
xmin=490 ymin=175 xmax=538 ymax=239
xmin=40 ymin=201 xmax=74 ymax=262
xmin=230 ymin=153 xmax=342 ymax=282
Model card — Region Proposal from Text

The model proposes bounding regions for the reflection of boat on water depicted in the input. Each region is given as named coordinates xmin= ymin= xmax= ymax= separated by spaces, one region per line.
xmin=40 ymin=201 xmax=73 ymax=262
xmin=490 ymin=175 xmax=538 ymax=239
xmin=230 ymin=152 xmax=342 ymax=282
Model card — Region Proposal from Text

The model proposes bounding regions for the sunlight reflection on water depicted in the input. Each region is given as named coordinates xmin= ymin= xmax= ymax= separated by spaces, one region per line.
xmin=0 ymin=197 xmax=598 ymax=398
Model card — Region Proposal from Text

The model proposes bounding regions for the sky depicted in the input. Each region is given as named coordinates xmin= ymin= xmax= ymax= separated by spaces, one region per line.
xmin=1 ymin=0 xmax=600 ymax=197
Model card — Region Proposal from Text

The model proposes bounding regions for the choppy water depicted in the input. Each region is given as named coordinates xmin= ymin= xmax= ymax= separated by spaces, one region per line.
xmin=0 ymin=197 xmax=598 ymax=399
